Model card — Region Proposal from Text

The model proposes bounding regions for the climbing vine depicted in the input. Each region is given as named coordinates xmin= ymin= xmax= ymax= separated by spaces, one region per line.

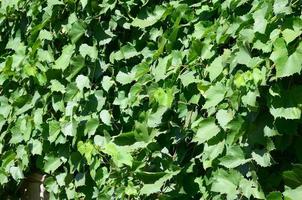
xmin=0 ymin=0 xmax=302 ymax=199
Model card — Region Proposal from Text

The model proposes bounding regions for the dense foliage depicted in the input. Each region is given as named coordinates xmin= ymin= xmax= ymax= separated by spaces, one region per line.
xmin=0 ymin=0 xmax=302 ymax=199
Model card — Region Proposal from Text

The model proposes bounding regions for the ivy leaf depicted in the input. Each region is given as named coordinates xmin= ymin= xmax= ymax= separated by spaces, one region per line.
xmin=206 ymin=56 xmax=223 ymax=82
xmin=270 ymin=107 xmax=301 ymax=119
xmin=132 ymin=5 xmax=166 ymax=28
xmin=116 ymin=71 xmax=135 ymax=85
xmin=49 ymin=120 xmax=61 ymax=143
xmin=282 ymin=164 xmax=302 ymax=188
xmin=85 ymin=118 xmax=99 ymax=137
xmin=77 ymin=141 xmax=95 ymax=164
xmin=101 ymin=76 xmax=114 ymax=92
xmin=252 ymin=150 xmax=272 ymax=167
xmin=103 ymin=142 xmax=133 ymax=167
xmin=53 ymin=44 xmax=75 ymax=70
xmin=9 ymin=166 xmax=24 ymax=181
xmin=29 ymin=139 xmax=43 ymax=155
xmin=219 ymin=145 xmax=247 ymax=168
xmin=69 ymin=21 xmax=85 ymax=44
xmin=44 ymin=177 xmax=59 ymax=194
xmin=100 ymin=110 xmax=111 ymax=126
xmin=140 ymin=170 xmax=179 ymax=195
xmin=202 ymin=141 xmax=225 ymax=169
xmin=203 ymin=83 xmax=226 ymax=109
xmin=216 ymin=109 xmax=234 ymax=130
xmin=62 ymin=120 xmax=77 ymax=137
xmin=239 ymin=179 xmax=265 ymax=199
xmin=110 ymin=44 xmax=138 ymax=62
xmin=94 ymin=135 xmax=106 ymax=147
xmin=252 ymin=3 xmax=268 ymax=34
xmin=153 ymin=88 xmax=174 ymax=108
xmin=211 ymin=169 xmax=241 ymax=200
xmin=75 ymin=173 xmax=86 ymax=187
xmin=79 ymin=44 xmax=98 ymax=60
xmin=80 ymin=0 xmax=88 ymax=9
xmin=192 ymin=118 xmax=220 ymax=144
xmin=280 ymin=42 xmax=302 ymax=77
xmin=39 ymin=30 xmax=53 ymax=41
xmin=271 ymin=38 xmax=302 ymax=77
xmin=76 ymin=75 xmax=90 ymax=92
xmin=282 ymin=29 xmax=301 ymax=44
xmin=49 ymin=80 xmax=65 ymax=93
xmin=44 ymin=155 xmax=62 ymax=174
xmin=267 ymin=192 xmax=282 ymax=200
xmin=56 ymin=173 xmax=66 ymax=187
xmin=179 ymin=71 xmax=200 ymax=87
xmin=283 ymin=185 xmax=302 ymax=200
xmin=273 ymin=0 xmax=292 ymax=14
xmin=147 ymin=107 xmax=167 ymax=128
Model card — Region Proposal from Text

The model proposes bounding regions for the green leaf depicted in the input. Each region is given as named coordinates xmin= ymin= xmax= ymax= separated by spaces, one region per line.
xmin=76 ymin=75 xmax=90 ymax=92
xmin=85 ymin=118 xmax=99 ymax=137
xmin=252 ymin=4 xmax=268 ymax=34
xmin=216 ymin=109 xmax=234 ymax=130
xmin=77 ymin=141 xmax=95 ymax=163
xmin=29 ymin=139 xmax=42 ymax=155
xmin=270 ymin=107 xmax=301 ymax=119
xmin=179 ymin=71 xmax=200 ymax=87
xmin=110 ymin=44 xmax=138 ymax=62
xmin=80 ymin=0 xmax=88 ymax=9
xmin=192 ymin=118 xmax=220 ymax=144
xmin=206 ymin=56 xmax=223 ymax=82
xmin=116 ymin=71 xmax=135 ymax=85
xmin=242 ymin=90 xmax=259 ymax=107
xmin=152 ymin=88 xmax=174 ymax=108
xmin=147 ymin=107 xmax=167 ymax=128
xmin=49 ymin=120 xmax=61 ymax=143
xmin=101 ymin=76 xmax=114 ymax=92
xmin=203 ymin=83 xmax=226 ymax=109
xmin=39 ymin=30 xmax=53 ymax=41
xmin=100 ymin=110 xmax=111 ymax=126
xmin=125 ymin=182 xmax=138 ymax=196
xmin=283 ymin=185 xmax=302 ymax=200
xmin=103 ymin=142 xmax=133 ymax=167
xmin=53 ymin=44 xmax=75 ymax=70
xmin=239 ymin=179 xmax=265 ymax=199
xmin=49 ymin=80 xmax=65 ymax=93
xmin=211 ymin=169 xmax=241 ymax=200
xmin=79 ymin=44 xmax=98 ymax=60
xmin=202 ymin=141 xmax=225 ymax=169
xmin=281 ymin=42 xmax=302 ymax=77
xmin=75 ymin=173 xmax=86 ymax=187
xmin=282 ymin=164 xmax=302 ymax=188
xmin=62 ymin=120 xmax=77 ymax=137
xmin=219 ymin=145 xmax=247 ymax=168
xmin=270 ymin=39 xmax=302 ymax=77
xmin=282 ymin=29 xmax=301 ymax=44
xmin=94 ymin=135 xmax=106 ymax=147
xmin=273 ymin=0 xmax=292 ymax=14
xmin=44 ymin=155 xmax=62 ymax=174
xmin=152 ymin=56 xmax=170 ymax=82
xmin=9 ymin=166 xmax=24 ymax=181
xmin=45 ymin=177 xmax=59 ymax=194
xmin=140 ymin=170 xmax=179 ymax=195
xmin=56 ymin=173 xmax=66 ymax=187
xmin=131 ymin=5 xmax=166 ymax=28
xmin=69 ymin=21 xmax=85 ymax=44
xmin=251 ymin=150 xmax=272 ymax=167
xmin=267 ymin=192 xmax=282 ymax=200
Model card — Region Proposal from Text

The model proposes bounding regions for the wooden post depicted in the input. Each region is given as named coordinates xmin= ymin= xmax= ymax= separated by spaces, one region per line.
xmin=19 ymin=173 xmax=49 ymax=200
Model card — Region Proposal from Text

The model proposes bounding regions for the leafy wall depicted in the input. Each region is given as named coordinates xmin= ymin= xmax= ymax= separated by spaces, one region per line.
xmin=0 ymin=0 xmax=302 ymax=199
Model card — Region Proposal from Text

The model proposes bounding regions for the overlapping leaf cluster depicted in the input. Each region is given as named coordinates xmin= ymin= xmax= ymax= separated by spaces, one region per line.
xmin=0 ymin=0 xmax=302 ymax=199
